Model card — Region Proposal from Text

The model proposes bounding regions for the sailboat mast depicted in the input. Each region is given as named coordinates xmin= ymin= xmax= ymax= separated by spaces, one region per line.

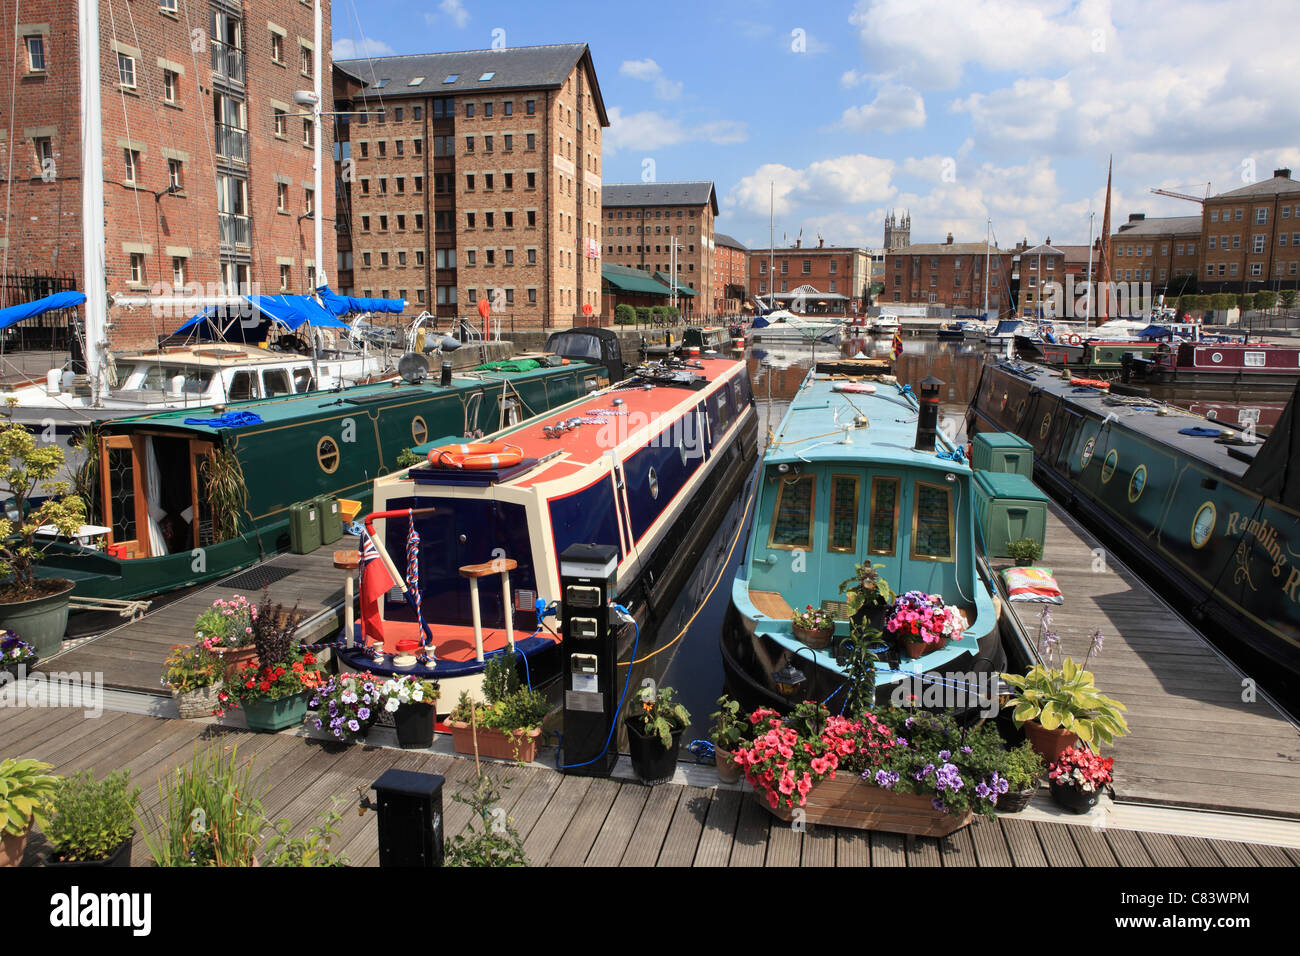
xmin=1085 ymin=211 xmax=1095 ymax=332
xmin=769 ymin=182 xmax=774 ymax=311
xmin=313 ymin=0 xmax=324 ymax=290
xmin=983 ymin=217 xmax=990 ymax=317
xmin=78 ymin=0 xmax=106 ymax=404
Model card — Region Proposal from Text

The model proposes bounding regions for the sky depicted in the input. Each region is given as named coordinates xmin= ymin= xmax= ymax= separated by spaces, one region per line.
xmin=332 ymin=0 xmax=1300 ymax=252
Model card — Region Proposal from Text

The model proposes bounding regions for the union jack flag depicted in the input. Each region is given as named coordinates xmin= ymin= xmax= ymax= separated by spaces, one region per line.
xmin=406 ymin=512 xmax=428 ymax=645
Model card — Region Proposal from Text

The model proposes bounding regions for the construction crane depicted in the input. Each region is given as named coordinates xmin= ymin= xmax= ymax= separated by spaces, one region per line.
xmin=1149 ymin=183 xmax=1212 ymax=205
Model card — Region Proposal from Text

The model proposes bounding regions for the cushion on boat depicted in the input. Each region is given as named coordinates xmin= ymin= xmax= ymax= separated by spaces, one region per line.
xmin=1001 ymin=566 xmax=1064 ymax=604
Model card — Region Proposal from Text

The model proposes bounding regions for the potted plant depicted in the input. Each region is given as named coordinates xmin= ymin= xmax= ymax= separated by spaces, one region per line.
xmin=791 ymin=604 xmax=834 ymax=649
xmin=162 ymin=643 xmax=225 ymax=718
xmin=1047 ymin=745 xmax=1113 ymax=813
xmin=308 ymin=671 xmax=382 ymax=745
xmin=625 ymin=684 xmax=690 ymax=785
xmin=44 ymin=770 xmax=140 ymax=866
xmin=0 ymin=630 xmax=37 ymax=681
xmin=1002 ymin=625 xmax=1128 ymax=762
xmin=998 ymin=740 xmax=1045 ymax=813
xmin=194 ymin=594 xmax=258 ymax=678
xmin=708 ymin=695 xmax=748 ymax=784
xmin=377 ymin=675 xmax=441 ymax=748
xmin=0 ymin=757 xmax=58 ymax=866
xmin=137 ymin=745 xmax=265 ymax=866
xmin=884 ymin=590 xmax=967 ymax=658
xmin=1007 ymin=537 xmax=1043 ymax=567
xmin=449 ymin=650 xmax=547 ymax=762
xmin=839 ymin=560 xmax=895 ymax=631
xmin=217 ymin=597 xmax=323 ymax=732
xmin=0 ymin=421 xmax=86 ymax=657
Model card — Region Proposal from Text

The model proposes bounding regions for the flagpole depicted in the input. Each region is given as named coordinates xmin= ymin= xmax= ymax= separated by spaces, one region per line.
xmin=363 ymin=508 xmax=439 ymax=595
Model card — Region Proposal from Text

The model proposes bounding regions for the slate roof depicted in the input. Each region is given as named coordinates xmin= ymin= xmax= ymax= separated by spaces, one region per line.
xmin=601 ymin=181 xmax=718 ymax=214
xmin=1210 ymin=173 xmax=1300 ymax=201
xmin=889 ymin=242 xmax=1001 ymax=256
xmin=714 ymin=232 xmax=747 ymax=251
xmin=1114 ymin=215 xmax=1202 ymax=237
xmin=335 ymin=43 xmax=607 ymax=125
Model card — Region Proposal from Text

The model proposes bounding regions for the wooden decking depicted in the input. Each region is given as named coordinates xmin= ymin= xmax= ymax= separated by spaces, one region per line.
xmin=1002 ymin=500 xmax=1300 ymax=818
xmin=3 ymin=709 xmax=1295 ymax=868
xmin=40 ymin=539 xmax=355 ymax=694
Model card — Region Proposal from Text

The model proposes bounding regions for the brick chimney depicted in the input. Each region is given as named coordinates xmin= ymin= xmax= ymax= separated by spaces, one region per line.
xmin=1128 ymin=213 xmax=1145 ymax=222
xmin=795 ymin=237 xmax=802 ymax=248
xmin=945 ymin=232 xmax=953 ymax=244
xmin=1045 ymin=236 xmax=1052 ymax=245
xmin=1275 ymin=168 xmax=1293 ymax=179
xmin=818 ymin=238 xmax=824 ymax=248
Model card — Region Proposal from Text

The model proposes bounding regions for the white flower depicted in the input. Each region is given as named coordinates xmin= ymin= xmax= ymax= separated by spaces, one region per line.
xmin=412 ymin=689 xmax=424 ymax=703
xmin=384 ymin=698 xmax=400 ymax=713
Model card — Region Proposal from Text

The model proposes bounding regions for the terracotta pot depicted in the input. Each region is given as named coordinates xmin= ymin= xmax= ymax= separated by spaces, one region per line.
xmin=715 ymin=748 xmax=742 ymax=784
xmin=220 ymin=645 xmax=259 ymax=680
xmin=0 ymin=827 xmax=29 ymax=867
xmin=450 ymin=722 xmax=541 ymax=763
xmin=793 ymin=625 xmax=834 ymax=649
xmin=901 ymin=635 xmax=947 ymax=659
xmin=1023 ymin=720 xmax=1079 ymax=764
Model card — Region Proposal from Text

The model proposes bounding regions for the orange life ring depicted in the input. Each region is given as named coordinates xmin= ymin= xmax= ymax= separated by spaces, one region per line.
xmin=429 ymin=442 xmax=524 ymax=470
xmin=1069 ymin=334 xmax=1082 ymax=345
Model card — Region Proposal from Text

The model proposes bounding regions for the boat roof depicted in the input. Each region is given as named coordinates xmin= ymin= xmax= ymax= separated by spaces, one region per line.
xmin=102 ymin=361 xmax=591 ymax=435
xmin=992 ymin=359 xmax=1262 ymax=477
xmin=113 ymin=345 xmax=313 ymax=368
xmin=763 ymin=371 xmax=966 ymax=473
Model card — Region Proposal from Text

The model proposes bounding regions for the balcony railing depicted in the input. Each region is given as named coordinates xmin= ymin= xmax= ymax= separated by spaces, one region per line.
xmin=211 ymin=39 xmax=244 ymax=85
xmin=214 ymin=122 xmax=248 ymax=163
xmin=219 ymin=212 xmax=251 ymax=248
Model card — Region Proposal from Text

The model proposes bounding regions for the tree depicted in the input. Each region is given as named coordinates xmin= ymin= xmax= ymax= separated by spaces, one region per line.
xmin=1210 ymin=293 xmax=1234 ymax=311
xmin=1236 ymin=293 xmax=1254 ymax=311
xmin=0 ymin=419 xmax=86 ymax=597
xmin=1254 ymin=289 xmax=1278 ymax=311
xmin=613 ymin=303 xmax=636 ymax=326
xmin=1281 ymin=289 xmax=1299 ymax=310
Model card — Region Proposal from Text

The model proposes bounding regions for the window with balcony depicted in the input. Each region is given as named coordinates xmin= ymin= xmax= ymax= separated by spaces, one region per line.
xmin=210 ymin=12 xmax=243 ymax=84
xmin=214 ymin=94 xmax=247 ymax=162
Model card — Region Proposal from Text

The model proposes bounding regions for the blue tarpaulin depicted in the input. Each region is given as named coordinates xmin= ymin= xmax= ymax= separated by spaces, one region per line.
xmin=183 ymin=412 xmax=265 ymax=429
xmin=1136 ymin=324 xmax=1174 ymax=339
xmin=175 ymin=294 xmax=350 ymax=336
xmin=315 ymin=285 xmax=405 ymax=316
xmin=1179 ymin=426 xmax=1224 ymax=437
xmin=0 ymin=290 xmax=86 ymax=330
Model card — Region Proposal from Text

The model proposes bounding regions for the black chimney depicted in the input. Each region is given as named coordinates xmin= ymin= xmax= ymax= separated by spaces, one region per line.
xmin=440 ymin=360 xmax=453 ymax=387
xmin=914 ymin=376 xmax=944 ymax=451
xmin=1274 ymin=168 xmax=1292 ymax=180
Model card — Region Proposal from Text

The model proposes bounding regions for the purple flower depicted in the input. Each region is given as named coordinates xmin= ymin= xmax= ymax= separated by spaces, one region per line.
xmin=904 ymin=717 xmax=915 ymax=729
xmin=960 ymin=745 xmax=972 ymax=754
xmin=357 ymin=707 xmax=371 ymax=721
xmin=895 ymin=737 xmax=908 ymax=748
xmin=1089 ymin=629 xmax=1105 ymax=655
xmin=992 ymin=772 xmax=1009 ymax=795
xmin=938 ymin=749 xmax=951 ymax=761
xmin=935 ymin=763 xmax=964 ymax=793
xmin=872 ymin=770 xmax=899 ymax=790
xmin=931 ymin=797 xmax=946 ymax=812
xmin=975 ymin=781 xmax=991 ymax=799
xmin=347 ymin=718 xmax=360 ymax=732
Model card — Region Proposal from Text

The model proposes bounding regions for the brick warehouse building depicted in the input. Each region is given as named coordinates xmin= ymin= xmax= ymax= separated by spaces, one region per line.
xmin=1109 ymin=214 xmax=1202 ymax=298
xmin=883 ymin=234 xmax=1014 ymax=316
xmin=600 ymin=181 xmax=718 ymax=318
xmin=747 ymin=239 xmax=870 ymax=314
xmin=333 ymin=44 xmax=608 ymax=328
xmin=1197 ymin=168 xmax=1300 ymax=295
xmin=713 ymin=231 xmax=748 ymax=317
xmin=0 ymin=0 xmax=335 ymax=348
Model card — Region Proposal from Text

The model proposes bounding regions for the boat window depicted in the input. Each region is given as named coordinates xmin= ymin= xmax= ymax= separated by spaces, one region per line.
xmin=262 ymin=368 xmax=292 ymax=397
xmin=648 ymin=467 xmax=659 ymax=500
xmin=130 ymin=364 xmax=213 ymax=394
xmin=502 ymin=397 xmax=520 ymax=427
xmin=1191 ymin=502 xmax=1216 ymax=549
xmin=767 ymin=475 xmax=815 ymax=550
xmin=228 ymin=371 xmax=258 ymax=401
xmin=317 ymin=435 xmax=340 ymax=474
xmin=105 ymin=443 xmax=137 ymax=542
xmin=717 ymin=389 xmax=730 ymax=432
xmin=1080 ymin=436 xmax=1096 ymax=469
xmin=583 ymin=374 xmax=599 ymax=392
xmin=412 ymin=416 xmax=428 ymax=445
xmin=1244 ymin=351 xmax=1265 ymax=367
xmin=910 ymin=481 xmax=954 ymax=562
xmin=1039 ymin=412 xmax=1052 ymax=439
xmin=1101 ymin=449 xmax=1118 ymax=483
xmin=293 ymin=367 xmax=314 ymax=392
xmin=828 ymin=475 xmax=860 ymax=553
xmin=868 ymin=477 xmax=899 ymax=556
xmin=1128 ymin=464 xmax=1147 ymax=502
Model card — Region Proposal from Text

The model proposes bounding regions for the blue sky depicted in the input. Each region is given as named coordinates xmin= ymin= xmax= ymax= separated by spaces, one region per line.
xmin=333 ymin=0 xmax=1300 ymax=251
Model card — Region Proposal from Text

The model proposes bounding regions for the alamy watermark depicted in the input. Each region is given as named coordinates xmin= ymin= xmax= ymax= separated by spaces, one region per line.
xmin=1038 ymin=278 xmax=1154 ymax=320
xmin=888 ymin=671 xmax=1001 ymax=718
xmin=0 ymin=666 xmax=103 ymax=717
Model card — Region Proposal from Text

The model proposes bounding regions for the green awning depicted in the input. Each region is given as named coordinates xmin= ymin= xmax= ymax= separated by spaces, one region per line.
xmin=654 ymin=272 xmax=698 ymax=296
xmin=602 ymin=264 xmax=672 ymax=296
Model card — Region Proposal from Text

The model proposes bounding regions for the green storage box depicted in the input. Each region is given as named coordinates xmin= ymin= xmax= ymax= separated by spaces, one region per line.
xmin=974 ymin=471 xmax=1048 ymax=561
xmin=972 ymin=431 xmax=1034 ymax=477
xmin=314 ymin=494 xmax=342 ymax=545
xmin=289 ymin=500 xmax=322 ymax=554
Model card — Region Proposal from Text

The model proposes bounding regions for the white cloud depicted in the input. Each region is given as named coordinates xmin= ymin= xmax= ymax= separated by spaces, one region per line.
xmin=840 ymin=83 xmax=927 ymax=133
xmin=619 ymin=58 xmax=683 ymax=101
xmin=333 ymin=37 xmax=395 ymax=60
xmin=604 ymin=107 xmax=748 ymax=155
xmin=725 ymin=155 xmax=896 ymax=219
xmin=440 ymin=0 xmax=470 ymax=28
xmin=951 ymin=78 xmax=1072 ymax=141
xmin=840 ymin=69 xmax=869 ymax=89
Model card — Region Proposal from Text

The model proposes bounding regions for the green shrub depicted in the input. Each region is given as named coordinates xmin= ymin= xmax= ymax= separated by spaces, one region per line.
xmin=47 ymin=770 xmax=140 ymax=862
xmin=635 ymin=306 xmax=652 ymax=324
xmin=482 ymin=650 xmax=521 ymax=705
xmin=650 ymin=305 xmax=668 ymax=322
xmin=262 ymin=800 xmax=349 ymax=866
xmin=1007 ymin=538 xmax=1043 ymax=566
xmin=614 ymin=304 xmax=636 ymax=325
xmin=0 ymin=758 xmax=58 ymax=837
xmin=1004 ymin=740 xmax=1046 ymax=791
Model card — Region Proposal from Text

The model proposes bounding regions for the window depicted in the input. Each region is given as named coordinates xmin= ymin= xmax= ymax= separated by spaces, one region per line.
xmin=486 ymin=250 xmax=495 ymax=265
xmin=485 ymin=173 xmax=494 ymax=190
xmin=504 ymin=173 xmax=513 ymax=190
xmin=394 ymin=140 xmax=404 ymax=156
xmin=302 ymin=118 xmax=313 ymax=147
xmin=828 ymin=475 xmax=860 ymax=553
xmin=504 ymin=134 xmax=513 ymax=152
xmin=270 ymin=108 xmax=286 ymax=138
xmin=304 ymin=187 xmax=314 ymax=215
xmin=504 ymin=249 xmax=514 ymax=265
xmin=396 ymin=214 xmax=405 ymax=231
xmin=25 ymin=35 xmax=45 ymax=72
xmin=1254 ymin=234 xmax=1265 ymax=254
xmin=1210 ymin=210 xmax=1219 ymax=222
xmin=526 ymin=133 xmax=535 ymax=150
xmin=504 ymin=101 xmax=513 ymax=116
xmin=271 ymin=32 xmax=283 ymax=63
xmin=768 ymin=475 xmax=815 ymax=550
xmin=527 ymin=248 xmax=536 ymax=265
xmin=466 ymin=250 xmax=477 ymax=266
xmin=504 ymin=211 xmax=513 ymax=228
xmin=413 ymin=138 xmax=423 ymax=155
xmin=123 ymin=148 xmax=140 ymax=183
xmin=33 ymin=137 xmax=53 ymax=172
xmin=378 ymin=177 xmax=387 ymax=194
xmin=380 ymin=252 xmax=389 ymax=267
xmin=129 ymin=252 xmax=146 ymax=285
xmin=167 ymin=158 xmax=183 ymax=190
xmin=484 ymin=102 xmax=493 ymax=117
xmin=526 ymin=99 xmax=535 ymax=115
xmin=485 ymin=212 xmax=494 ymax=228
xmin=1256 ymin=208 xmax=1268 ymax=224
xmin=465 ymin=136 xmax=474 ymax=152
xmin=361 ymin=215 xmax=370 ymax=232
xmin=1235 ymin=208 xmax=1243 ymax=221
xmin=466 ymin=212 xmax=476 ymax=229
xmin=1209 ymin=236 xmax=1217 ymax=249
xmin=162 ymin=69 xmax=178 ymax=103
xmin=118 ymin=53 xmax=136 ymax=88
xmin=359 ymin=178 xmax=369 ymax=195
xmin=485 ymin=135 xmax=493 ymax=152
xmin=527 ymin=210 xmax=536 ymax=228
xmin=279 ymin=264 xmax=291 ymax=290
xmin=528 ymin=288 xmax=537 ymax=303
xmin=378 ymin=214 xmax=388 ymax=231
xmin=173 ymin=257 xmax=186 ymax=287
xmin=526 ymin=171 xmax=536 ymax=189
xmin=465 ymin=103 xmax=475 ymax=118
xmin=415 ymin=175 xmax=424 ymax=193
xmin=377 ymin=140 xmax=386 ymax=157
xmin=1250 ymin=263 xmax=1263 ymax=276
xmin=395 ymin=176 xmax=404 ymax=194
xmin=300 ymin=44 xmax=312 ymax=77
xmin=911 ymin=481 xmax=954 ymax=561
xmin=359 ymin=141 xmax=368 ymax=158
xmin=466 ymin=173 xmax=475 ymax=191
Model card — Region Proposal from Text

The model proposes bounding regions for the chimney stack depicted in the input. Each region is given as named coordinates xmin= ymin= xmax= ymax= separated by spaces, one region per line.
xmin=1128 ymin=213 xmax=1145 ymax=222
xmin=914 ymin=377 xmax=944 ymax=451
xmin=1046 ymin=236 xmax=1052 ymax=245
xmin=1275 ymin=168 xmax=1293 ymax=179
xmin=945 ymin=232 xmax=953 ymax=244
xmin=818 ymin=238 xmax=824 ymax=248
xmin=795 ymin=237 xmax=802 ymax=248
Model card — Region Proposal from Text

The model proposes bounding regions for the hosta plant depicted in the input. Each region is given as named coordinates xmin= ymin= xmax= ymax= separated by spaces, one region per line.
xmin=0 ymin=757 xmax=58 ymax=837
xmin=1002 ymin=656 xmax=1129 ymax=748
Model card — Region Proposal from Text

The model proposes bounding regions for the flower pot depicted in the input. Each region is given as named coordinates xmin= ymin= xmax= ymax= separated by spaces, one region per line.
xmin=0 ymin=828 xmax=29 ymax=867
xmin=901 ymin=635 xmax=947 ymax=659
xmin=219 ymin=646 xmax=259 ymax=680
xmin=242 ymin=692 xmax=309 ymax=732
xmin=0 ymin=581 xmax=72 ymax=658
xmin=755 ymin=775 xmax=973 ymax=837
xmin=626 ymin=722 xmax=684 ymax=785
xmin=450 ymin=722 xmax=541 ymax=762
xmin=793 ymin=625 xmax=834 ymax=649
xmin=1050 ymin=779 xmax=1100 ymax=814
xmin=393 ymin=702 xmax=435 ymax=748
xmin=46 ymin=834 xmax=134 ymax=868
xmin=715 ymin=748 xmax=742 ymax=784
xmin=998 ymin=786 xmax=1037 ymax=814
xmin=1023 ymin=720 xmax=1079 ymax=764
xmin=173 ymin=682 xmax=224 ymax=719
xmin=0 ymin=659 xmax=36 ymax=682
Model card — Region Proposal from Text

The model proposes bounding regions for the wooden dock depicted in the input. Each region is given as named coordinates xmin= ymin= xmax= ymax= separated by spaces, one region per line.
xmin=2 ymin=708 xmax=1294 ymax=868
xmin=1001 ymin=500 xmax=1300 ymax=818
xmin=40 ymin=538 xmax=355 ymax=694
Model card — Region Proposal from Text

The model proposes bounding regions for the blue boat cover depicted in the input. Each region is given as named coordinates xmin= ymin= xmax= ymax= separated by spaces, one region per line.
xmin=183 ymin=412 xmax=265 ymax=428
xmin=1136 ymin=324 xmax=1173 ymax=339
xmin=176 ymin=294 xmax=350 ymax=335
xmin=1179 ymin=426 xmax=1223 ymax=437
xmin=315 ymin=285 xmax=405 ymax=316
xmin=993 ymin=320 xmax=1021 ymax=334
xmin=0 ymin=290 xmax=86 ymax=330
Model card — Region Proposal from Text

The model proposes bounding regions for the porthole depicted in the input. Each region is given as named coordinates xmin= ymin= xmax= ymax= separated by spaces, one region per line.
xmin=648 ymin=466 xmax=659 ymax=500
xmin=1080 ymin=436 xmax=1096 ymax=469
xmin=317 ymin=436 xmax=340 ymax=474
xmin=1128 ymin=464 xmax=1147 ymax=502
xmin=1211 ymin=352 xmax=1223 ymax=364
xmin=1100 ymin=449 xmax=1118 ymax=483
xmin=1039 ymin=413 xmax=1052 ymax=439
xmin=411 ymin=415 xmax=428 ymax=445
xmin=1191 ymin=501 xmax=1216 ymax=549
xmin=1015 ymin=398 xmax=1027 ymax=420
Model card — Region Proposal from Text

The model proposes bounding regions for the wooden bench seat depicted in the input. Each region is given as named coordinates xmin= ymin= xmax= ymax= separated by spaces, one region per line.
xmin=750 ymin=589 xmax=795 ymax=620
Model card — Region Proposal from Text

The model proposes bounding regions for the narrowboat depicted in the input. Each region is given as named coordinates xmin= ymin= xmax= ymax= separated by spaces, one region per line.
xmin=336 ymin=355 xmax=758 ymax=700
xmin=641 ymin=326 xmax=733 ymax=359
xmin=967 ymin=357 xmax=1300 ymax=693
xmin=33 ymin=359 xmax=609 ymax=604
xmin=721 ymin=366 xmax=1005 ymax=712
xmin=1123 ymin=341 xmax=1300 ymax=393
